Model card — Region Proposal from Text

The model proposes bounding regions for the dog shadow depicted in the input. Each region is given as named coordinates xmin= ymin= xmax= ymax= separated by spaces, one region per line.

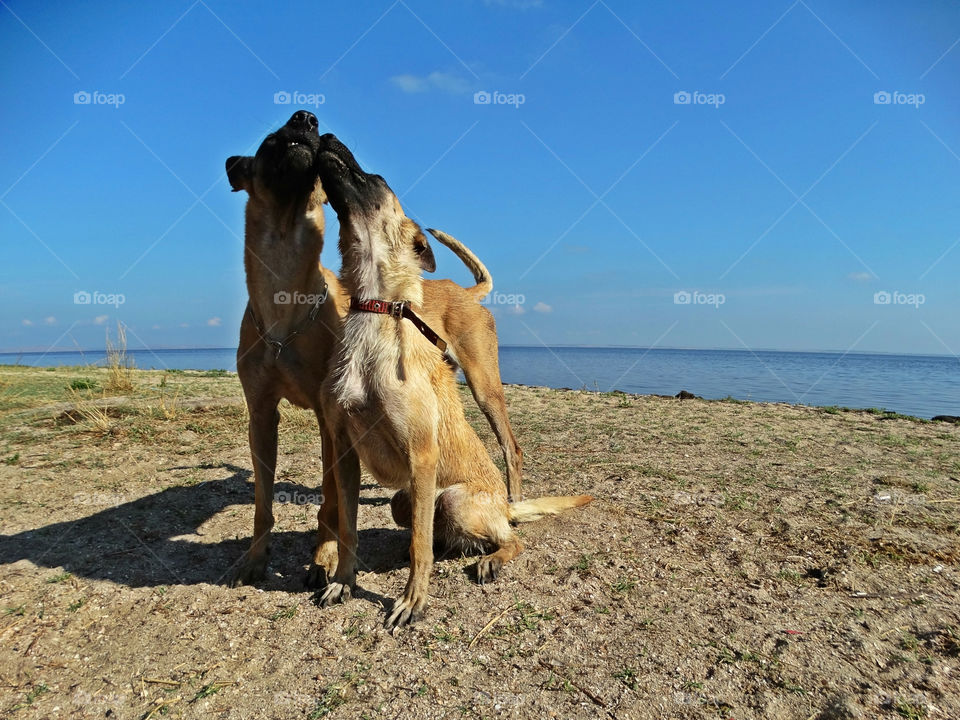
xmin=0 ymin=463 xmax=411 ymax=591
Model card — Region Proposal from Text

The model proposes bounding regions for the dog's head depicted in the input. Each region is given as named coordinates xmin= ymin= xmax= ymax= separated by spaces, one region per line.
xmin=226 ymin=110 xmax=325 ymax=204
xmin=315 ymin=133 xmax=435 ymax=298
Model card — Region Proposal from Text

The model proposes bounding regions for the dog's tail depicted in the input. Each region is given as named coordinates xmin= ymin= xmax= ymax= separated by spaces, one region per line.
xmin=508 ymin=495 xmax=593 ymax=524
xmin=426 ymin=228 xmax=493 ymax=301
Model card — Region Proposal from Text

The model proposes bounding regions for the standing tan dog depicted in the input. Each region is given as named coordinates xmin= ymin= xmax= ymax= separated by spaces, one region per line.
xmin=227 ymin=111 xmax=526 ymax=587
xmin=226 ymin=110 xmax=354 ymax=587
xmin=314 ymin=134 xmax=592 ymax=629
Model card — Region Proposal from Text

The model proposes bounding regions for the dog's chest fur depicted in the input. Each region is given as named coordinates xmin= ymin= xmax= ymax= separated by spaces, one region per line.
xmin=329 ymin=226 xmax=441 ymax=484
xmin=238 ymin=196 xmax=334 ymax=412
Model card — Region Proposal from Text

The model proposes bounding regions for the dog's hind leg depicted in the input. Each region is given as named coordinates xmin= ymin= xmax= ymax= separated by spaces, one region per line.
xmin=430 ymin=485 xmax=524 ymax=584
xmin=454 ymin=325 xmax=524 ymax=501
xmin=232 ymin=391 xmax=280 ymax=586
xmin=306 ymin=417 xmax=339 ymax=589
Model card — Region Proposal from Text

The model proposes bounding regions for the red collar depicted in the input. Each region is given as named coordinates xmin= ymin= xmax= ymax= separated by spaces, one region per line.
xmin=349 ymin=298 xmax=448 ymax=352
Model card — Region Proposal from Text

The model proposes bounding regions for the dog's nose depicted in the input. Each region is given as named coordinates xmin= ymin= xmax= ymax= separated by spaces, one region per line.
xmin=288 ymin=110 xmax=318 ymax=131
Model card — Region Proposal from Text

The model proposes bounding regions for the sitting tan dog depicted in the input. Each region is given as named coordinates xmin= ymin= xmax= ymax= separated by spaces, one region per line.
xmin=313 ymin=133 xmax=592 ymax=629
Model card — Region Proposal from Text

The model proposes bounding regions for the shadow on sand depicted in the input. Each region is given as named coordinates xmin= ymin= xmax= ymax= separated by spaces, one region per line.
xmin=0 ymin=463 xmax=413 ymax=592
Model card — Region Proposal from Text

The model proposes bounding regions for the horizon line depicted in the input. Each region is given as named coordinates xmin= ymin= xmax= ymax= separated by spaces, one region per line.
xmin=0 ymin=344 xmax=956 ymax=360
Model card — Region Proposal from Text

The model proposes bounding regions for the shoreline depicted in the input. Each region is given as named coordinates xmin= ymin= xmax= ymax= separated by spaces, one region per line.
xmin=1 ymin=363 xmax=955 ymax=423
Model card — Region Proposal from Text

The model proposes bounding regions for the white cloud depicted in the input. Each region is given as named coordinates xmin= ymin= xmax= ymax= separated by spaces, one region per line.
xmin=179 ymin=322 xmax=189 ymax=328
xmin=392 ymin=74 xmax=428 ymax=93
xmin=93 ymin=315 xmax=109 ymax=325
xmin=151 ymin=324 xmax=161 ymax=330
xmin=207 ymin=317 xmax=222 ymax=327
xmin=391 ymin=71 xmax=470 ymax=95
xmin=533 ymin=302 xmax=552 ymax=313
xmin=848 ymin=271 xmax=874 ymax=282
xmin=508 ymin=304 xmax=526 ymax=315
xmin=22 ymin=319 xmax=33 ymax=326
xmin=44 ymin=316 xmax=57 ymax=325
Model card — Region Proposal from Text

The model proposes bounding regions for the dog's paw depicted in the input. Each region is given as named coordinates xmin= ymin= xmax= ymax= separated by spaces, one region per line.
xmin=384 ymin=594 xmax=427 ymax=630
xmin=231 ymin=554 xmax=268 ymax=587
xmin=475 ymin=555 xmax=503 ymax=585
xmin=316 ymin=581 xmax=353 ymax=608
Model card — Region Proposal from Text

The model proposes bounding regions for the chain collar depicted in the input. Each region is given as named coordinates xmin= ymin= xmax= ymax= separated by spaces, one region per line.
xmin=247 ymin=281 xmax=329 ymax=359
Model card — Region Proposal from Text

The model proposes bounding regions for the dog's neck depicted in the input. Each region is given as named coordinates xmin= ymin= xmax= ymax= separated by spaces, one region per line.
xmin=332 ymin=219 xmax=426 ymax=408
xmin=337 ymin=222 xmax=424 ymax=307
xmin=243 ymin=189 xmax=328 ymax=337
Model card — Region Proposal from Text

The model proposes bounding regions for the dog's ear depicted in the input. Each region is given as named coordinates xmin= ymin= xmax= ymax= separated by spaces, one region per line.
xmin=412 ymin=229 xmax=436 ymax=273
xmin=225 ymin=156 xmax=253 ymax=192
xmin=313 ymin=177 xmax=327 ymax=205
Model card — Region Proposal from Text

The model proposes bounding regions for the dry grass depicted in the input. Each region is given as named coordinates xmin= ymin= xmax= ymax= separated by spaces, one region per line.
xmin=63 ymin=388 xmax=114 ymax=434
xmin=278 ymin=400 xmax=317 ymax=431
xmin=150 ymin=373 xmax=181 ymax=420
xmin=104 ymin=323 xmax=135 ymax=393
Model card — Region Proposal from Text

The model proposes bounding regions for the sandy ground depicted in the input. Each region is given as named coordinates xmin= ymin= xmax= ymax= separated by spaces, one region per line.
xmin=0 ymin=365 xmax=958 ymax=719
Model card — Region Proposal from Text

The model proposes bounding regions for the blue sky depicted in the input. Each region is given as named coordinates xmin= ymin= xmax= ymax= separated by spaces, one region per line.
xmin=2 ymin=0 xmax=959 ymax=355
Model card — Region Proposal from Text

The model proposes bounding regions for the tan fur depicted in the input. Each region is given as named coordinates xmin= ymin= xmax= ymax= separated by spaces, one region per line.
xmin=317 ymin=156 xmax=592 ymax=628
xmin=317 ymin=229 xmax=524 ymax=500
xmin=425 ymin=228 xmax=492 ymax=300
xmin=232 ymin=173 xmax=352 ymax=588
xmin=230 ymin=132 xmax=525 ymax=591
xmin=417 ymin=229 xmax=524 ymax=501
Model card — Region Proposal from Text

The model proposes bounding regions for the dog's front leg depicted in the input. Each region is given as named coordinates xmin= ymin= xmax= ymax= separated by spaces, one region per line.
xmin=317 ymin=426 xmax=361 ymax=607
xmin=385 ymin=451 xmax=438 ymax=629
xmin=232 ymin=397 xmax=280 ymax=586
xmin=306 ymin=417 xmax=340 ymax=589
